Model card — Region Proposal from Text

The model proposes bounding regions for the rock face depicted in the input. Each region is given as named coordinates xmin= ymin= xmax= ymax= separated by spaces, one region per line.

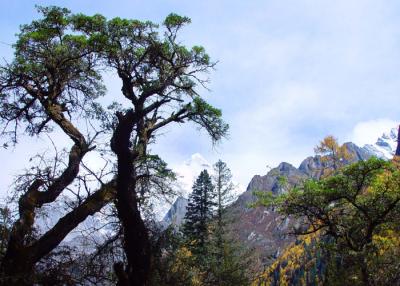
xmin=235 ymin=162 xmax=307 ymax=206
xmin=363 ymin=127 xmax=398 ymax=159
xmin=162 ymin=196 xmax=188 ymax=227
xmin=299 ymin=142 xmax=371 ymax=179
xmin=161 ymin=141 xmax=386 ymax=267
xmin=228 ymin=142 xmax=375 ymax=268
xmin=229 ymin=162 xmax=307 ymax=267
xmin=161 ymin=129 xmax=398 ymax=269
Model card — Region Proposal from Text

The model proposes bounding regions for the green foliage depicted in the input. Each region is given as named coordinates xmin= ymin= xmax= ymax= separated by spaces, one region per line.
xmin=255 ymin=157 xmax=400 ymax=285
xmin=1 ymin=5 xmax=228 ymax=145
xmin=70 ymin=9 xmax=228 ymax=143
xmin=213 ymin=160 xmax=235 ymax=214
xmin=278 ymin=158 xmax=400 ymax=242
xmin=209 ymin=161 xmax=251 ymax=285
xmin=182 ymin=170 xmax=216 ymax=262
xmin=207 ymin=240 xmax=252 ymax=286
xmin=164 ymin=13 xmax=191 ymax=29
xmin=150 ymin=227 xmax=200 ymax=286
xmin=189 ymin=97 xmax=229 ymax=142
xmin=0 ymin=6 xmax=105 ymax=143
xmin=179 ymin=164 xmax=252 ymax=286
xmin=0 ymin=6 xmax=228 ymax=284
xmin=277 ymin=175 xmax=288 ymax=189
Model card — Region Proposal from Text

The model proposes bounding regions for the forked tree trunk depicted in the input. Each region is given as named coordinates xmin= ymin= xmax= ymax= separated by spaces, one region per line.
xmin=111 ymin=110 xmax=151 ymax=286
xmin=0 ymin=181 xmax=116 ymax=285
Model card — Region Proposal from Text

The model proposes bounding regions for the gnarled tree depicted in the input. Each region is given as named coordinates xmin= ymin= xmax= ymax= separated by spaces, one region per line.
xmin=0 ymin=6 xmax=118 ymax=285
xmin=0 ymin=6 xmax=228 ymax=286
xmin=72 ymin=13 xmax=228 ymax=285
xmin=257 ymin=158 xmax=400 ymax=286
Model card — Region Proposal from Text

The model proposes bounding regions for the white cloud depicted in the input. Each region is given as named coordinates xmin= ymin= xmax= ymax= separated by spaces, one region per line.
xmin=348 ymin=119 xmax=398 ymax=146
xmin=172 ymin=153 xmax=213 ymax=198
xmin=3 ymin=0 xmax=400 ymax=204
xmin=171 ymin=153 xmax=245 ymax=198
xmin=152 ymin=153 xmax=245 ymax=219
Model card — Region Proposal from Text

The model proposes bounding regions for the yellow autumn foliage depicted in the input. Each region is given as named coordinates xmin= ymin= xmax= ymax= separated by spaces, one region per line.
xmin=253 ymin=232 xmax=320 ymax=286
xmin=314 ymin=135 xmax=353 ymax=177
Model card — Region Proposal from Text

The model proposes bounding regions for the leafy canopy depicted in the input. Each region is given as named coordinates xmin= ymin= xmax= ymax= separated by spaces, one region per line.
xmin=256 ymin=157 xmax=400 ymax=285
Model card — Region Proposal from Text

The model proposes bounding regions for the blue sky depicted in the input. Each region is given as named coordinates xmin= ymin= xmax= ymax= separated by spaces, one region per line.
xmin=0 ymin=0 xmax=399 ymax=191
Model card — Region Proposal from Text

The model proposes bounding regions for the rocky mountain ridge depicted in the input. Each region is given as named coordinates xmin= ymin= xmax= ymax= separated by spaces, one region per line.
xmin=162 ymin=127 xmax=398 ymax=268
xmin=230 ymin=141 xmax=374 ymax=266
xmin=162 ymin=196 xmax=188 ymax=227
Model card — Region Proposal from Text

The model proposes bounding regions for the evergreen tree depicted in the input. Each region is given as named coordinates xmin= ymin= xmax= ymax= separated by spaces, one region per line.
xmin=209 ymin=160 xmax=251 ymax=286
xmin=182 ymin=170 xmax=215 ymax=261
xmin=213 ymin=160 xmax=234 ymax=252
xmin=179 ymin=166 xmax=252 ymax=285
xmin=0 ymin=7 xmax=228 ymax=285
xmin=208 ymin=241 xmax=252 ymax=286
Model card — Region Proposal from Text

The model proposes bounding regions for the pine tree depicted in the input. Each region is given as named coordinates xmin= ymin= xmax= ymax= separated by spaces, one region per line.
xmin=181 ymin=166 xmax=252 ymax=285
xmin=0 ymin=7 xmax=228 ymax=284
xmin=212 ymin=160 xmax=234 ymax=268
xmin=209 ymin=160 xmax=251 ymax=286
xmin=182 ymin=170 xmax=215 ymax=261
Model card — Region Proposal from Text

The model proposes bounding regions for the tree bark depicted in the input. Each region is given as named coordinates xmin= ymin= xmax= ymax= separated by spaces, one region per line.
xmin=111 ymin=110 xmax=151 ymax=286
xmin=360 ymin=257 xmax=370 ymax=286
xmin=0 ymin=182 xmax=116 ymax=285
xmin=395 ymin=125 xmax=400 ymax=156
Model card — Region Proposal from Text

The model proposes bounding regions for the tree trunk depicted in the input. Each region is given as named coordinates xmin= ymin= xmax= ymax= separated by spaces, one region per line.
xmin=111 ymin=110 xmax=151 ymax=286
xmin=359 ymin=253 xmax=370 ymax=286
xmin=0 ymin=182 xmax=115 ymax=285
xmin=395 ymin=125 xmax=400 ymax=156
xmin=361 ymin=263 xmax=370 ymax=286
xmin=0 ymin=251 xmax=34 ymax=285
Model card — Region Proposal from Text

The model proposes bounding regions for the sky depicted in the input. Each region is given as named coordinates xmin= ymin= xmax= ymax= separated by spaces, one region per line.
xmin=0 ymin=0 xmax=399 ymax=196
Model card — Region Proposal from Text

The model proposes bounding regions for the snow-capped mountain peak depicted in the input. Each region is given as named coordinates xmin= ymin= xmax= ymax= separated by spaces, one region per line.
xmin=152 ymin=153 xmax=214 ymax=220
xmin=156 ymin=153 xmax=245 ymax=221
xmin=174 ymin=153 xmax=213 ymax=198
xmin=184 ymin=153 xmax=211 ymax=168
xmin=363 ymin=127 xmax=398 ymax=159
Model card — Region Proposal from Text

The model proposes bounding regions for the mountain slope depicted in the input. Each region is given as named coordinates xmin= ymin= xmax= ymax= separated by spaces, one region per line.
xmin=362 ymin=127 xmax=398 ymax=159
xmin=162 ymin=196 xmax=188 ymax=227
xmin=228 ymin=141 xmax=375 ymax=267
xmin=161 ymin=128 xmax=398 ymax=269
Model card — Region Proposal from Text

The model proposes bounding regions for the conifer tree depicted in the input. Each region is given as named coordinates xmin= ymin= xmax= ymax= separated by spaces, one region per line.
xmin=314 ymin=135 xmax=353 ymax=177
xmin=181 ymin=166 xmax=252 ymax=285
xmin=212 ymin=160 xmax=234 ymax=267
xmin=182 ymin=170 xmax=215 ymax=261
xmin=0 ymin=7 xmax=228 ymax=285
xmin=210 ymin=160 xmax=251 ymax=286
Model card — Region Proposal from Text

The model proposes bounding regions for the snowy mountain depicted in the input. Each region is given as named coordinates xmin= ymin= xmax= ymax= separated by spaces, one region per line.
xmin=228 ymin=127 xmax=399 ymax=267
xmin=157 ymin=153 xmax=244 ymax=221
xmin=159 ymin=127 xmax=399 ymax=268
xmin=151 ymin=153 xmax=213 ymax=220
xmin=362 ymin=127 xmax=398 ymax=159
xmin=37 ymin=127 xmax=398 ymax=263
xmin=173 ymin=153 xmax=214 ymax=198
xmin=162 ymin=196 xmax=189 ymax=227
xmin=161 ymin=127 xmax=399 ymax=228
